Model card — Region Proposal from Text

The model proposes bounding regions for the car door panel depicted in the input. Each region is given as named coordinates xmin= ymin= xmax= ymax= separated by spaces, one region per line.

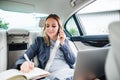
xmin=69 ymin=35 xmax=109 ymax=51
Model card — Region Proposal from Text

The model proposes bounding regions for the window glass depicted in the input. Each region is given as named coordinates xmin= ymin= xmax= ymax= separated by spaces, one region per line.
xmin=0 ymin=9 xmax=48 ymax=31
xmin=66 ymin=17 xmax=80 ymax=36
xmin=76 ymin=0 xmax=120 ymax=35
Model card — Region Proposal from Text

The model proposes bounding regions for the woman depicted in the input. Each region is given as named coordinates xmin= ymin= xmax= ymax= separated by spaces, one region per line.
xmin=15 ymin=14 xmax=76 ymax=80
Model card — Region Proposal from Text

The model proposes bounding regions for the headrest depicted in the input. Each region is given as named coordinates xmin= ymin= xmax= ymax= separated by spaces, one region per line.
xmin=39 ymin=17 xmax=46 ymax=28
xmin=7 ymin=28 xmax=29 ymax=35
xmin=109 ymin=21 xmax=120 ymax=68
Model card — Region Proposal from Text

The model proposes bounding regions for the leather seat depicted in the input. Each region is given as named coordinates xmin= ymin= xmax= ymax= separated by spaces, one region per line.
xmin=0 ymin=30 xmax=7 ymax=72
xmin=105 ymin=21 xmax=120 ymax=80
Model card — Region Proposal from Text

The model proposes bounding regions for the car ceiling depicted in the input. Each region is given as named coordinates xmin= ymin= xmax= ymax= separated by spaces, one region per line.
xmin=0 ymin=0 xmax=95 ymax=24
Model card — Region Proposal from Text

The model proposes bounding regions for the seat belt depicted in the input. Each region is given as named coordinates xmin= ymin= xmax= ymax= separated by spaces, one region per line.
xmin=45 ymin=38 xmax=60 ymax=71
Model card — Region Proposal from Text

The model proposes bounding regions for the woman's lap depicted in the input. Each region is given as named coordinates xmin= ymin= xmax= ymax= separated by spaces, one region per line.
xmin=41 ymin=68 xmax=74 ymax=80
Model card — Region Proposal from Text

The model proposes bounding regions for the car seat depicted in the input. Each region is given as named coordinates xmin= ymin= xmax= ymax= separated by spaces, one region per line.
xmin=105 ymin=21 xmax=120 ymax=80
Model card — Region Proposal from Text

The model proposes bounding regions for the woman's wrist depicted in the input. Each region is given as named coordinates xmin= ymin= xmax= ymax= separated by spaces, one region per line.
xmin=60 ymin=42 xmax=64 ymax=45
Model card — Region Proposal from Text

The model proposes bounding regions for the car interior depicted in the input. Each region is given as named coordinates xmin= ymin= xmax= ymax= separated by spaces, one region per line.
xmin=0 ymin=0 xmax=120 ymax=80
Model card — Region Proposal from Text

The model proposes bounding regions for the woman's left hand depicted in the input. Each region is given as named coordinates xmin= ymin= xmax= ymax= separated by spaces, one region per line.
xmin=59 ymin=28 xmax=66 ymax=45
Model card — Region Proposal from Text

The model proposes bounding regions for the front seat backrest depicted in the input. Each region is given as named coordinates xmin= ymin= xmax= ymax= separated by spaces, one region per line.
xmin=105 ymin=21 xmax=120 ymax=80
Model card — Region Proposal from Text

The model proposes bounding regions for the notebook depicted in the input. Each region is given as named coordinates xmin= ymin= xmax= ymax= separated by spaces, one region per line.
xmin=0 ymin=67 xmax=50 ymax=80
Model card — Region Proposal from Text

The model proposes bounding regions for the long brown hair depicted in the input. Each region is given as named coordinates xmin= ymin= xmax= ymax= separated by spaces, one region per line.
xmin=43 ymin=14 xmax=62 ymax=46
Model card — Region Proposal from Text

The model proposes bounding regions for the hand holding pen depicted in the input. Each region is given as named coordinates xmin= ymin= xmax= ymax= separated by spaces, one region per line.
xmin=20 ymin=54 xmax=34 ymax=73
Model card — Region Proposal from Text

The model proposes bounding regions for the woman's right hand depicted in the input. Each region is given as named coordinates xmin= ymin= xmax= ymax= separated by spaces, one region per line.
xmin=20 ymin=61 xmax=34 ymax=73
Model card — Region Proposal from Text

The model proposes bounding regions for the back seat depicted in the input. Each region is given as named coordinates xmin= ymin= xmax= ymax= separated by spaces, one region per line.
xmin=0 ymin=30 xmax=7 ymax=72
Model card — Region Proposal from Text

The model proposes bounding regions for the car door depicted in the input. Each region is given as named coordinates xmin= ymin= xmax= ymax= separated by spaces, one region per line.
xmin=64 ymin=0 xmax=119 ymax=51
xmin=64 ymin=15 xmax=109 ymax=51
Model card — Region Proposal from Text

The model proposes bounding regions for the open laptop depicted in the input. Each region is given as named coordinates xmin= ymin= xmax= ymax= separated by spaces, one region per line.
xmin=73 ymin=47 xmax=109 ymax=80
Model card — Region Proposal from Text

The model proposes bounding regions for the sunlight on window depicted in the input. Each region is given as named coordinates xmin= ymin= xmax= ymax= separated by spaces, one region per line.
xmin=0 ymin=9 xmax=47 ymax=30
xmin=76 ymin=0 xmax=120 ymax=35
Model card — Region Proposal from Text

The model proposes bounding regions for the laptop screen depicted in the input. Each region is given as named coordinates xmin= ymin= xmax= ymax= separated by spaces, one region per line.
xmin=73 ymin=48 xmax=109 ymax=80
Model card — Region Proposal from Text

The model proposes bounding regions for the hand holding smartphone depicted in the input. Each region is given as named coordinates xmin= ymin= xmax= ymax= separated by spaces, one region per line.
xmin=58 ymin=28 xmax=66 ymax=45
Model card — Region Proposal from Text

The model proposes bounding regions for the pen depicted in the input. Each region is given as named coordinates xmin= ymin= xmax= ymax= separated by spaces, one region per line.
xmin=24 ymin=54 xmax=30 ymax=62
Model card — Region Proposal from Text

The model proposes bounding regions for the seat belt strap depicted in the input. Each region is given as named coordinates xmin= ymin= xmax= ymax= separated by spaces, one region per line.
xmin=45 ymin=39 xmax=60 ymax=71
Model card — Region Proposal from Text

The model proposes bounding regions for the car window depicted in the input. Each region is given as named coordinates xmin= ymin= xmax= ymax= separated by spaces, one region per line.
xmin=65 ymin=17 xmax=80 ymax=37
xmin=76 ymin=0 xmax=120 ymax=35
xmin=0 ymin=9 xmax=48 ymax=31
xmin=65 ymin=0 xmax=120 ymax=36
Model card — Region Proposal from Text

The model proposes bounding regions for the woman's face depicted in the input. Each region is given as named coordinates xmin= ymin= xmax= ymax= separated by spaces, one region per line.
xmin=45 ymin=18 xmax=59 ymax=40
